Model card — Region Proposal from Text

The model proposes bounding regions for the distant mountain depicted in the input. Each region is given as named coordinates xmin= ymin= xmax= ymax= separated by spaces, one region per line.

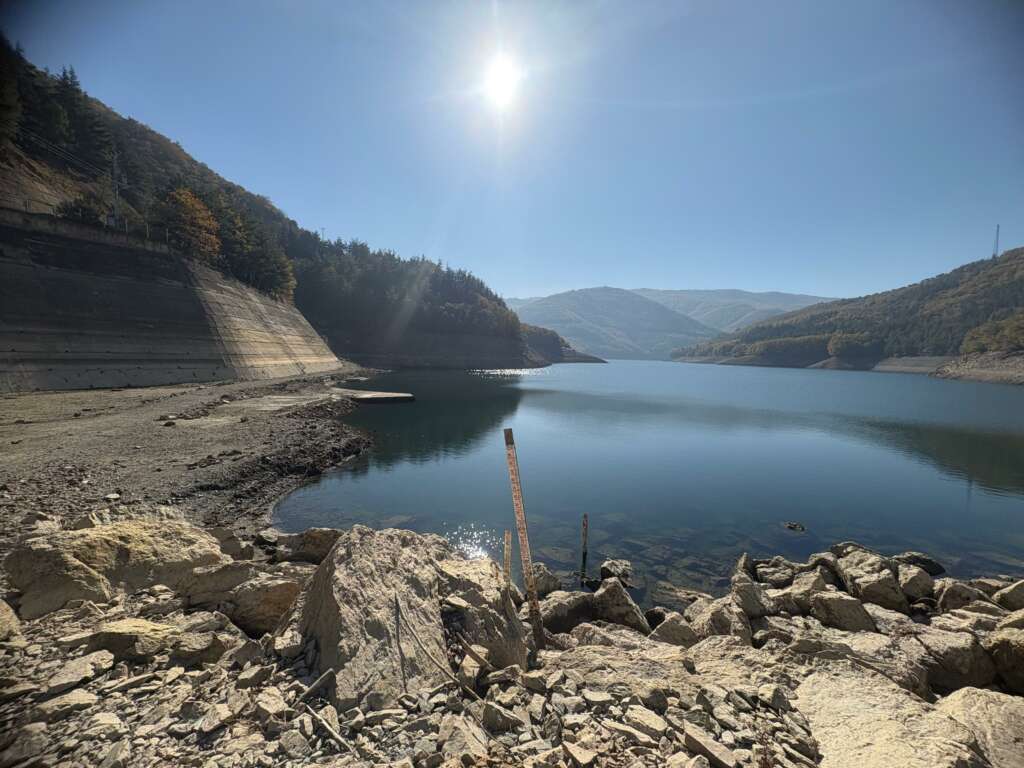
xmin=631 ymin=289 xmax=834 ymax=332
xmin=511 ymin=287 xmax=717 ymax=360
xmin=675 ymin=247 xmax=1024 ymax=368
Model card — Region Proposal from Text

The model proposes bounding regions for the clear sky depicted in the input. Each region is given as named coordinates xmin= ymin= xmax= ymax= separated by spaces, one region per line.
xmin=3 ymin=0 xmax=1022 ymax=299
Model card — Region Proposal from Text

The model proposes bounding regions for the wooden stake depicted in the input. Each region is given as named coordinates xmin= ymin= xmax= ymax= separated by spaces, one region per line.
xmin=580 ymin=513 xmax=589 ymax=587
xmin=503 ymin=530 xmax=512 ymax=587
xmin=503 ymin=428 xmax=546 ymax=650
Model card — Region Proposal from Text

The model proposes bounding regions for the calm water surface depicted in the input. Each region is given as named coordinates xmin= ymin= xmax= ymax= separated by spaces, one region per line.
xmin=274 ymin=361 xmax=1024 ymax=598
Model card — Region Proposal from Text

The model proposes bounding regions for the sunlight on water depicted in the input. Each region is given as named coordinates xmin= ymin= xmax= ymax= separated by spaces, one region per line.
xmin=443 ymin=522 xmax=502 ymax=560
xmin=470 ymin=368 xmax=548 ymax=378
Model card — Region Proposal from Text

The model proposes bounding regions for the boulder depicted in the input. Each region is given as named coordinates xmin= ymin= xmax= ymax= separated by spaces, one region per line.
xmin=782 ymin=568 xmax=829 ymax=614
xmin=273 ymin=527 xmax=343 ymax=564
xmin=997 ymin=609 xmax=1024 ymax=630
xmin=0 ymin=723 xmax=48 ymax=767
xmin=571 ymin=621 xmax=650 ymax=651
xmin=796 ymin=666 xmax=988 ymax=768
xmin=599 ymin=559 xmax=632 ymax=582
xmin=982 ymin=628 xmax=1024 ymax=694
xmin=531 ymin=563 xmax=562 ymax=598
xmin=648 ymin=581 xmax=712 ymax=613
xmin=438 ymin=713 xmax=489 ymax=763
xmin=992 ymin=580 xmax=1024 ymax=611
xmin=46 ymin=650 xmax=115 ymax=694
xmin=754 ymin=555 xmax=797 ymax=588
xmin=897 ymin=564 xmax=934 ymax=602
xmin=935 ymin=687 xmax=1024 ymax=768
xmin=682 ymin=723 xmax=739 ymax=768
xmin=534 ymin=590 xmax=595 ymax=634
xmin=649 ymin=611 xmax=699 ymax=648
xmin=84 ymin=618 xmax=178 ymax=660
xmin=730 ymin=573 xmax=775 ymax=619
xmin=294 ymin=526 xmax=455 ymax=709
xmin=169 ymin=631 xmax=239 ymax=667
xmin=228 ymin=573 xmax=303 ymax=636
xmin=936 ymin=580 xmax=990 ymax=613
xmin=593 ymin=578 xmax=650 ymax=634
xmin=810 ymin=592 xmax=876 ymax=632
xmin=835 ymin=547 xmax=908 ymax=613
xmin=909 ymin=625 xmax=996 ymax=693
xmin=33 ymin=689 xmax=98 ymax=722
xmin=181 ymin=562 xmax=257 ymax=606
xmin=0 ymin=600 xmax=20 ymax=640
xmin=689 ymin=597 xmax=752 ymax=644
xmin=437 ymin=557 xmax=528 ymax=670
xmin=4 ymin=518 xmax=228 ymax=618
xmin=892 ymin=551 xmax=945 ymax=576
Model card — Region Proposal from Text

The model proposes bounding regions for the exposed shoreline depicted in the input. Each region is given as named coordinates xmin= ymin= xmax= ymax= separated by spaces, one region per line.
xmin=2 ymin=371 xmax=1024 ymax=768
xmin=0 ymin=368 xmax=372 ymax=585
xmin=674 ymin=353 xmax=1024 ymax=385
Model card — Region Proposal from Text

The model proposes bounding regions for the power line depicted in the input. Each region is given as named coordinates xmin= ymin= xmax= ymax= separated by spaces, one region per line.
xmin=19 ymin=127 xmax=108 ymax=177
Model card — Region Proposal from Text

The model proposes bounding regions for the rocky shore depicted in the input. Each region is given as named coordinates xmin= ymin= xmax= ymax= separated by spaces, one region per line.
xmin=2 ymin=375 xmax=1023 ymax=767
xmin=2 ymin=509 xmax=1023 ymax=768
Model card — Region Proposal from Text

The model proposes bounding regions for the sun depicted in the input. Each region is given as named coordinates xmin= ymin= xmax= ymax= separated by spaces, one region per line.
xmin=483 ymin=53 xmax=523 ymax=111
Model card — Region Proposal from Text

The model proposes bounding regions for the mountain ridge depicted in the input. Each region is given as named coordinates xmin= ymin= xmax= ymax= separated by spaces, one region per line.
xmin=675 ymin=247 xmax=1024 ymax=370
xmin=510 ymin=287 xmax=717 ymax=360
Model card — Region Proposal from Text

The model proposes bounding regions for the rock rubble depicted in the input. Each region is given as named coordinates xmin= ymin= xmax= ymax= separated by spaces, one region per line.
xmin=1 ymin=513 xmax=1022 ymax=768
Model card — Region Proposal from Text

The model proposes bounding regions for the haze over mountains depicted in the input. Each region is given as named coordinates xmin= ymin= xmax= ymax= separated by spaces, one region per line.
xmin=509 ymin=288 xmax=832 ymax=360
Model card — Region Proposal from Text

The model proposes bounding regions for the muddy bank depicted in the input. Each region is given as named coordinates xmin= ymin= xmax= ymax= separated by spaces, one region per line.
xmin=0 ymin=368 xmax=370 ymax=582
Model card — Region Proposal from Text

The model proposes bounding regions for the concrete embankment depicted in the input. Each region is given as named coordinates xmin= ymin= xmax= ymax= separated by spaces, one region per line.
xmin=0 ymin=209 xmax=342 ymax=392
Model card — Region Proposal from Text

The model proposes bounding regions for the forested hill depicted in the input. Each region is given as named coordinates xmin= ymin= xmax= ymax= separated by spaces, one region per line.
xmin=0 ymin=37 xmax=580 ymax=367
xmin=676 ymin=247 xmax=1024 ymax=367
xmin=513 ymin=287 xmax=717 ymax=360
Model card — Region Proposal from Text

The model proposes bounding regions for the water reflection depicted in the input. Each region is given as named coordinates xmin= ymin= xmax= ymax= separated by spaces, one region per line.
xmin=275 ymin=363 xmax=1024 ymax=598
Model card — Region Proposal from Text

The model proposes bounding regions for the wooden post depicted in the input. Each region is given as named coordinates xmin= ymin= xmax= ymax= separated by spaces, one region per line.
xmin=503 ymin=428 xmax=546 ymax=650
xmin=503 ymin=530 xmax=512 ymax=587
xmin=580 ymin=513 xmax=589 ymax=587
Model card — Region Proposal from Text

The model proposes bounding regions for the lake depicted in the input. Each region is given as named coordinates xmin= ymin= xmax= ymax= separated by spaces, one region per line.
xmin=273 ymin=361 xmax=1024 ymax=600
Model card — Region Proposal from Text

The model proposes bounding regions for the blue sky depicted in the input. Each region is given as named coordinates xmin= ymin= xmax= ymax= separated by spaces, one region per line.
xmin=3 ymin=0 xmax=1022 ymax=299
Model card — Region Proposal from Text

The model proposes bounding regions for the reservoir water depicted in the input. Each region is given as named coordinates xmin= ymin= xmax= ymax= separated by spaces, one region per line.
xmin=274 ymin=361 xmax=1024 ymax=598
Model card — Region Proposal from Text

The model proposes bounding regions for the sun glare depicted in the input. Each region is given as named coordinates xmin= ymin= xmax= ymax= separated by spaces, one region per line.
xmin=483 ymin=53 xmax=523 ymax=111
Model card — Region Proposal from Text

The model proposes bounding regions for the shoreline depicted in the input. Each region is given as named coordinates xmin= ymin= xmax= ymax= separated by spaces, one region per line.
xmin=0 ymin=368 xmax=372 ymax=584
xmin=673 ymin=353 xmax=1024 ymax=385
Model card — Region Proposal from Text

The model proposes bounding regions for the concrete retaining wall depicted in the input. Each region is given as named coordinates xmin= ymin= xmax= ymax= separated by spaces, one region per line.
xmin=0 ymin=209 xmax=342 ymax=392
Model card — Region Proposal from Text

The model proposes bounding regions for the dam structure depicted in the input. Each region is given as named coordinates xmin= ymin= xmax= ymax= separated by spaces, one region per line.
xmin=0 ymin=209 xmax=343 ymax=392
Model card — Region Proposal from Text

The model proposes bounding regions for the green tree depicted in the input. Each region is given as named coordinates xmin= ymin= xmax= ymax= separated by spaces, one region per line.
xmin=0 ymin=36 xmax=21 ymax=143
xmin=55 ymin=190 xmax=109 ymax=226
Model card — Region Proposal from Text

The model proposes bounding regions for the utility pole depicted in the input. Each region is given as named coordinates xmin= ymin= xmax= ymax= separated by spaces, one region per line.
xmin=993 ymin=224 xmax=1000 ymax=259
xmin=111 ymin=145 xmax=119 ymax=228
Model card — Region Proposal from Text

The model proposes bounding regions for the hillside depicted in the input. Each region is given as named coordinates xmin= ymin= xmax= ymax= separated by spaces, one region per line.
xmin=632 ymin=288 xmax=834 ymax=331
xmin=0 ymin=38 xmax=581 ymax=370
xmin=512 ymin=287 xmax=717 ymax=360
xmin=676 ymin=247 xmax=1024 ymax=369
